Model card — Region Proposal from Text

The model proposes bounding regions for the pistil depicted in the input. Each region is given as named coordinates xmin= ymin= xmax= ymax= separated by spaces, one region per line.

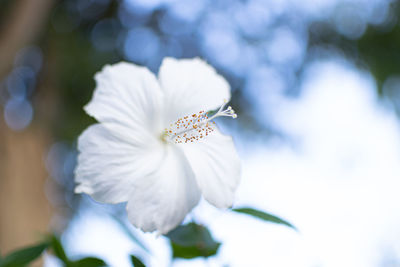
xmin=164 ymin=100 xmax=237 ymax=144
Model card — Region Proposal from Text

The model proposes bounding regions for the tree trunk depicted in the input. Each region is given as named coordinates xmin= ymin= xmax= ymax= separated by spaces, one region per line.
xmin=0 ymin=120 xmax=52 ymax=255
xmin=0 ymin=0 xmax=55 ymax=262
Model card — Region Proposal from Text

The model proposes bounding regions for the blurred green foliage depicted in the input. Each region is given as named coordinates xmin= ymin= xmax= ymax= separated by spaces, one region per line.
xmin=166 ymin=223 xmax=221 ymax=259
xmin=0 ymin=242 xmax=49 ymax=267
xmin=46 ymin=0 xmax=121 ymax=142
xmin=67 ymin=257 xmax=107 ymax=267
xmin=0 ymin=0 xmax=13 ymax=23
xmin=233 ymin=207 xmax=296 ymax=230
xmin=0 ymin=209 xmax=294 ymax=266
xmin=130 ymin=255 xmax=146 ymax=267
xmin=308 ymin=0 xmax=400 ymax=97
xmin=49 ymin=235 xmax=107 ymax=267
xmin=3 ymin=0 xmax=400 ymax=140
xmin=45 ymin=0 xmax=400 ymax=143
xmin=0 ymin=235 xmax=111 ymax=267
xmin=49 ymin=234 xmax=69 ymax=264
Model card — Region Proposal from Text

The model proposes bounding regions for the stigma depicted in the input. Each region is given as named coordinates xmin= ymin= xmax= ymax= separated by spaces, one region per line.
xmin=163 ymin=100 xmax=237 ymax=144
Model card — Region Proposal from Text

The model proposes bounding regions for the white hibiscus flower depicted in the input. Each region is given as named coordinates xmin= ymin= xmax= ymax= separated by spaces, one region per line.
xmin=74 ymin=58 xmax=241 ymax=234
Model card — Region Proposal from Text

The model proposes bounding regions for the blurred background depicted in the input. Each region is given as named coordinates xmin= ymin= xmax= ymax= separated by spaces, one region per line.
xmin=1 ymin=0 xmax=400 ymax=266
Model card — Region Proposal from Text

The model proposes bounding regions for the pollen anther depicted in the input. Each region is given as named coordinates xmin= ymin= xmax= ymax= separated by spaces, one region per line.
xmin=163 ymin=100 xmax=237 ymax=144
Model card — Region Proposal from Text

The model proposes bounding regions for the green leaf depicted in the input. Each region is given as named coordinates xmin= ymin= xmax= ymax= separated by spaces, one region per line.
xmin=130 ymin=255 xmax=145 ymax=267
xmin=166 ymin=223 xmax=220 ymax=259
xmin=49 ymin=235 xmax=70 ymax=264
xmin=69 ymin=257 xmax=107 ymax=267
xmin=232 ymin=207 xmax=297 ymax=230
xmin=0 ymin=242 xmax=49 ymax=267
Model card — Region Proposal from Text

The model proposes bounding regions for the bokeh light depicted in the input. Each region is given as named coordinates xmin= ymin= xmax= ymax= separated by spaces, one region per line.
xmin=2 ymin=0 xmax=400 ymax=266
xmin=4 ymin=98 xmax=33 ymax=131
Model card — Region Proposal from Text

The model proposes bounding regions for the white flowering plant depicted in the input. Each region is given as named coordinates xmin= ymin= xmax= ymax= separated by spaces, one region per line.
xmin=75 ymin=57 xmax=241 ymax=234
xmin=0 ymin=58 xmax=294 ymax=267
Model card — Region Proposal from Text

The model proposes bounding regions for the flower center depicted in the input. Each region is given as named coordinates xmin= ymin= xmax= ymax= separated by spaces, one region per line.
xmin=163 ymin=100 xmax=237 ymax=144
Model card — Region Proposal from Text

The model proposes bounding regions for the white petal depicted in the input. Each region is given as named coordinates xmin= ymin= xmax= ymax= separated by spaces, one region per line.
xmin=158 ymin=57 xmax=231 ymax=124
xmin=126 ymin=145 xmax=201 ymax=234
xmin=179 ymin=129 xmax=241 ymax=209
xmin=75 ymin=124 xmax=164 ymax=204
xmin=85 ymin=62 xmax=163 ymax=143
